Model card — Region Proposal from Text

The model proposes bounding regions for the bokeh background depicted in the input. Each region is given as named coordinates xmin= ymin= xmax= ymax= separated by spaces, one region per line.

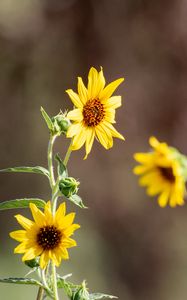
xmin=0 ymin=0 xmax=187 ymax=299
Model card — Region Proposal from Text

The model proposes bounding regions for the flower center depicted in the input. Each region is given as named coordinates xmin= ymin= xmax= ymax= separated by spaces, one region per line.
xmin=159 ymin=167 xmax=175 ymax=183
xmin=83 ymin=99 xmax=105 ymax=127
xmin=37 ymin=225 xmax=62 ymax=250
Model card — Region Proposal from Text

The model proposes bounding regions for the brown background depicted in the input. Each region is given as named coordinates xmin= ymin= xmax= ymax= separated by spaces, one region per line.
xmin=0 ymin=1 xmax=187 ymax=299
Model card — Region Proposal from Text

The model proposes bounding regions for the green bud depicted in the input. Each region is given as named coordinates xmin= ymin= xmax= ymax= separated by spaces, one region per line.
xmin=52 ymin=112 xmax=71 ymax=135
xmin=59 ymin=177 xmax=79 ymax=198
xmin=72 ymin=281 xmax=89 ymax=300
xmin=24 ymin=258 xmax=40 ymax=269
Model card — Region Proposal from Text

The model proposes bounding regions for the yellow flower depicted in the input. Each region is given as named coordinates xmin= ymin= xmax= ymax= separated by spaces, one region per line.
xmin=10 ymin=201 xmax=80 ymax=269
xmin=133 ymin=137 xmax=186 ymax=207
xmin=66 ymin=67 xmax=125 ymax=159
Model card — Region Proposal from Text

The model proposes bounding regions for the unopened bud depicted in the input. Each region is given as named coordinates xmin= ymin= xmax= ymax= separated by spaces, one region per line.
xmin=52 ymin=113 xmax=71 ymax=134
xmin=59 ymin=177 xmax=79 ymax=198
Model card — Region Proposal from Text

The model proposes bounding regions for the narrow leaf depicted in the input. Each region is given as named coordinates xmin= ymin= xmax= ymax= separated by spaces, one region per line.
xmin=0 ymin=278 xmax=43 ymax=287
xmin=40 ymin=106 xmax=54 ymax=131
xmin=0 ymin=166 xmax=49 ymax=178
xmin=89 ymin=293 xmax=118 ymax=300
xmin=68 ymin=194 xmax=87 ymax=209
xmin=55 ymin=153 xmax=68 ymax=178
xmin=0 ymin=198 xmax=46 ymax=210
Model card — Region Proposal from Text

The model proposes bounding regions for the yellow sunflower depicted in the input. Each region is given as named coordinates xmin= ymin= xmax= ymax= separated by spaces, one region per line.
xmin=10 ymin=201 xmax=80 ymax=269
xmin=133 ymin=137 xmax=186 ymax=207
xmin=66 ymin=67 xmax=125 ymax=159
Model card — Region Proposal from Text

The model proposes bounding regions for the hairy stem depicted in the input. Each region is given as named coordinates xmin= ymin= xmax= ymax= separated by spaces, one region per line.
xmin=36 ymin=287 xmax=45 ymax=300
xmin=52 ymin=262 xmax=59 ymax=300
xmin=63 ymin=140 xmax=73 ymax=167
xmin=48 ymin=134 xmax=57 ymax=188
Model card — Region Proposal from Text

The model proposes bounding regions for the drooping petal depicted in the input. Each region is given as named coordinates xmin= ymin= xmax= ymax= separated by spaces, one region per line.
xmin=78 ymin=77 xmax=88 ymax=104
xmin=102 ymin=121 xmax=125 ymax=140
xmin=40 ymin=251 xmax=50 ymax=269
xmin=100 ymin=78 xmax=124 ymax=100
xmin=67 ymin=123 xmax=82 ymax=138
xmin=22 ymin=247 xmax=42 ymax=261
xmin=71 ymin=128 xmax=87 ymax=150
xmin=67 ymin=109 xmax=83 ymax=122
xmin=95 ymin=126 xmax=111 ymax=149
xmin=66 ymin=89 xmax=83 ymax=108
xmin=84 ymin=128 xmax=95 ymax=159
xmin=97 ymin=123 xmax=113 ymax=148
xmin=158 ymin=188 xmax=171 ymax=207
xmin=15 ymin=215 xmax=34 ymax=230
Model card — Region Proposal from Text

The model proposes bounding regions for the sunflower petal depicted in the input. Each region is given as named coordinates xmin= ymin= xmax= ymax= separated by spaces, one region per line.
xmin=71 ymin=128 xmax=87 ymax=150
xmin=63 ymin=224 xmax=80 ymax=237
xmin=22 ymin=247 xmax=41 ymax=261
xmin=66 ymin=89 xmax=83 ymax=108
xmin=67 ymin=109 xmax=83 ymax=122
xmin=67 ymin=123 xmax=82 ymax=138
xmin=84 ymin=128 xmax=95 ymax=159
xmin=30 ymin=203 xmax=45 ymax=227
xmin=61 ymin=237 xmax=77 ymax=248
xmin=78 ymin=77 xmax=88 ymax=104
xmin=9 ymin=230 xmax=27 ymax=242
xmin=15 ymin=215 xmax=34 ymax=230
xmin=100 ymin=78 xmax=124 ymax=100
xmin=106 ymin=96 xmax=122 ymax=109
xmin=40 ymin=251 xmax=50 ymax=269
xmin=88 ymin=67 xmax=99 ymax=99
xmin=102 ymin=121 xmax=124 ymax=140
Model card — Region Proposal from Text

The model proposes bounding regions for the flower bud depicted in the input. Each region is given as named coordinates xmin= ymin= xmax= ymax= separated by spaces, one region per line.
xmin=72 ymin=281 xmax=89 ymax=300
xmin=52 ymin=112 xmax=71 ymax=134
xmin=59 ymin=177 xmax=79 ymax=198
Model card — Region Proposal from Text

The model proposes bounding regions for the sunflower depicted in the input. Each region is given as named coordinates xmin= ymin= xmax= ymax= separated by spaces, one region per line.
xmin=10 ymin=201 xmax=80 ymax=269
xmin=133 ymin=137 xmax=186 ymax=207
xmin=66 ymin=67 xmax=125 ymax=159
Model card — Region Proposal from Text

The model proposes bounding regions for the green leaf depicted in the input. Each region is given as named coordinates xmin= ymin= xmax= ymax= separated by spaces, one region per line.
xmin=40 ymin=106 xmax=54 ymax=131
xmin=68 ymin=194 xmax=87 ymax=209
xmin=89 ymin=294 xmax=117 ymax=300
xmin=57 ymin=275 xmax=80 ymax=298
xmin=0 ymin=277 xmax=43 ymax=287
xmin=55 ymin=153 xmax=68 ymax=178
xmin=0 ymin=166 xmax=49 ymax=178
xmin=0 ymin=198 xmax=46 ymax=210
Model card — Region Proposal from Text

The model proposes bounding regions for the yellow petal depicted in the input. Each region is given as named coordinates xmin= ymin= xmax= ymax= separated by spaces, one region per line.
xmin=105 ymin=96 xmax=122 ymax=109
xmin=102 ymin=121 xmax=124 ymax=140
xmin=133 ymin=165 xmax=152 ymax=175
xmin=97 ymin=123 xmax=113 ymax=148
xmin=9 ymin=230 xmax=27 ymax=242
xmin=97 ymin=67 xmax=105 ymax=94
xmin=67 ymin=109 xmax=83 ymax=122
xmin=133 ymin=153 xmax=154 ymax=164
xmin=14 ymin=242 xmax=28 ymax=254
xmin=63 ymin=224 xmax=80 ymax=237
xmin=149 ymin=136 xmax=160 ymax=148
xmin=158 ymin=188 xmax=170 ymax=207
xmin=104 ymin=109 xmax=116 ymax=123
xmin=30 ymin=203 xmax=45 ymax=227
xmin=66 ymin=89 xmax=83 ymax=108
xmin=88 ymin=67 xmax=99 ymax=99
xmin=71 ymin=128 xmax=87 ymax=151
xmin=55 ymin=202 xmax=66 ymax=222
xmin=100 ymin=78 xmax=124 ymax=100
xmin=40 ymin=251 xmax=50 ymax=269
xmin=59 ymin=246 xmax=69 ymax=259
xmin=61 ymin=237 xmax=77 ymax=248
xmin=95 ymin=127 xmax=111 ymax=149
xmin=78 ymin=77 xmax=88 ymax=104
xmin=22 ymin=247 xmax=41 ymax=261
xmin=84 ymin=128 xmax=95 ymax=159
xmin=67 ymin=123 xmax=82 ymax=138
xmin=44 ymin=201 xmax=53 ymax=224
xmin=15 ymin=215 xmax=34 ymax=230
xmin=61 ymin=213 xmax=75 ymax=228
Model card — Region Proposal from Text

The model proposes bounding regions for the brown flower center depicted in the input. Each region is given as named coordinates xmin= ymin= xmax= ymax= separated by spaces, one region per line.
xmin=83 ymin=99 xmax=105 ymax=127
xmin=159 ymin=167 xmax=175 ymax=183
xmin=37 ymin=225 xmax=62 ymax=250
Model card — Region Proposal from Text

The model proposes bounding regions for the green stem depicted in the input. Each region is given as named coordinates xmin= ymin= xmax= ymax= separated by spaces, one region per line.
xmin=48 ymin=134 xmax=57 ymax=188
xmin=52 ymin=262 xmax=59 ymax=300
xmin=63 ymin=140 xmax=73 ymax=167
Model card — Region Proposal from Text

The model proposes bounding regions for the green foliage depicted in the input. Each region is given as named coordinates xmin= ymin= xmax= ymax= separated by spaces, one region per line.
xmin=55 ymin=153 xmax=68 ymax=178
xmin=0 ymin=198 xmax=45 ymax=210
xmin=0 ymin=277 xmax=43 ymax=287
xmin=0 ymin=166 xmax=49 ymax=178
xmin=41 ymin=106 xmax=54 ymax=132
xmin=68 ymin=194 xmax=87 ymax=209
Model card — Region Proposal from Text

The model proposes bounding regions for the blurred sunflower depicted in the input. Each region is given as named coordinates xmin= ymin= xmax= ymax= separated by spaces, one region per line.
xmin=133 ymin=137 xmax=186 ymax=207
xmin=66 ymin=67 xmax=125 ymax=159
xmin=10 ymin=201 xmax=80 ymax=269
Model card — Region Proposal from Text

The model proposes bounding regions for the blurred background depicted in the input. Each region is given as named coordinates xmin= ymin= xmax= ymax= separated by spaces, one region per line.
xmin=0 ymin=0 xmax=187 ymax=299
